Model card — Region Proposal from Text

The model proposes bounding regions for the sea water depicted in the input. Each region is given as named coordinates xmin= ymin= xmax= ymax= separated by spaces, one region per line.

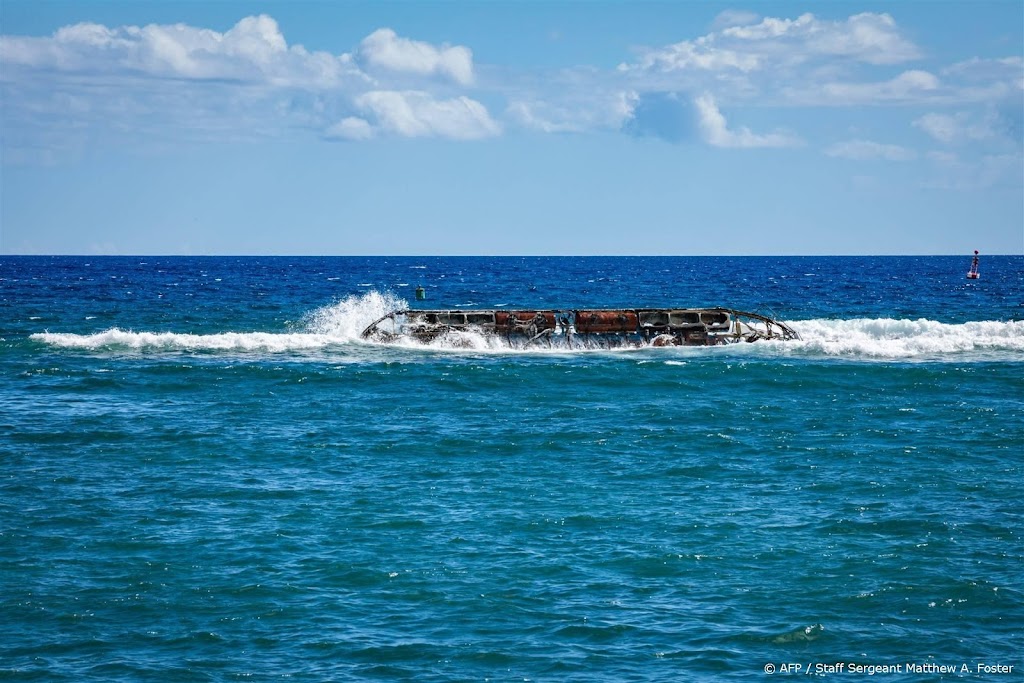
xmin=1 ymin=256 xmax=1021 ymax=681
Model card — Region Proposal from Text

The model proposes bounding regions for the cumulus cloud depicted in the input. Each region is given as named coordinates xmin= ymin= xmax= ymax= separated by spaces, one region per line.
xmin=694 ymin=93 xmax=800 ymax=148
xmin=352 ymin=90 xmax=500 ymax=140
xmin=0 ymin=18 xmax=481 ymax=92
xmin=795 ymin=12 xmax=919 ymax=64
xmin=357 ymin=28 xmax=474 ymax=85
xmin=2 ymin=9 xmax=1020 ymax=158
xmin=626 ymin=40 xmax=759 ymax=73
xmin=624 ymin=11 xmax=920 ymax=76
xmin=1 ymin=15 xmax=499 ymax=154
xmin=0 ymin=15 xmax=361 ymax=88
xmin=612 ymin=11 xmax=1019 ymax=118
xmin=825 ymin=140 xmax=916 ymax=161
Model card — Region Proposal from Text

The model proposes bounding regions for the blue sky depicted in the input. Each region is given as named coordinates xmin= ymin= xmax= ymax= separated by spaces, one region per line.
xmin=1 ymin=1 xmax=1021 ymax=255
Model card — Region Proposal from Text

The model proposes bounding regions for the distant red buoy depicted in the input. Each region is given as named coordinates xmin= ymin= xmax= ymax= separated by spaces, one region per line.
xmin=966 ymin=250 xmax=980 ymax=279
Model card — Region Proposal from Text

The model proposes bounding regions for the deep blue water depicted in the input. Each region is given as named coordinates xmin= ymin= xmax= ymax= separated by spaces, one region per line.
xmin=1 ymin=256 xmax=1022 ymax=681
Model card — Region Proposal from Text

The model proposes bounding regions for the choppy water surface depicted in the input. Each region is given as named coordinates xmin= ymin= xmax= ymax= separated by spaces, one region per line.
xmin=1 ymin=256 xmax=1022 ymax=681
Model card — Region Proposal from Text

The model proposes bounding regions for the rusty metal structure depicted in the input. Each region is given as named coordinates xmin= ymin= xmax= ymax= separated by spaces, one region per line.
xmin=361 ymin=307 xmax=799 ymax=349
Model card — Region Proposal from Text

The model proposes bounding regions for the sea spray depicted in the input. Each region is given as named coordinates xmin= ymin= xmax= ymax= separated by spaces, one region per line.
xmin=29 ymin=329 xmax=344 ymax=353
xmin=27 ymin=286 xmax=1024 ymax=361
xmin=30 ymin=291 xmax=411 ymax=353
xmin=302 ymin=290 xmax=408 ymax=340
xmin=29 ymin=313 xmax=1024 ymax=360
xmin=790 ymin=318 xmax=1024 ymax=359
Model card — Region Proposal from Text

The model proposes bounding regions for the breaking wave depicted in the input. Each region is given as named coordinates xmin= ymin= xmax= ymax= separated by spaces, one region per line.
xmin=28 ymin=292 xmax=1024 ymax=362
xmin=367 ymin=317 xmax=1024 ymax=360
xmin=301 ymin=290 xmax=406 ymax=339
xmin=30 ymin=291 xmax=406 ymax=354
xmin=791 ymin=318 xmax=1024 ymax=360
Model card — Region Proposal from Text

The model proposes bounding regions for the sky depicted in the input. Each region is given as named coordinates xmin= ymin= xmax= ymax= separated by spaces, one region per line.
xmin=0 ymin=1 xmax=1021 ymax=255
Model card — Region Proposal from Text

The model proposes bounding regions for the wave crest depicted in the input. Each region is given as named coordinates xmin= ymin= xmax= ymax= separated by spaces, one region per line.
xmin=791 ymin=318 xmax=1024 ymax=359
xmin=30 ymin=291 xmax=408 ymax=353
xmin=302 ymin=290 xmax=407 ymax=338
xmin=28 ymin=297 xmax=1024 ymax=361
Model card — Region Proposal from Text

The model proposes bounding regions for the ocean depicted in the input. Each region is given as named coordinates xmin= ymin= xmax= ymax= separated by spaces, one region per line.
xmin=1 ymin=255 xmax=1022 ymax=681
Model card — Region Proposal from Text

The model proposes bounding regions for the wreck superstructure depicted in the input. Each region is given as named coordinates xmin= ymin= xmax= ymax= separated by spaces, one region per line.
xmin=361 ymin=307 xmax=799 ymax=349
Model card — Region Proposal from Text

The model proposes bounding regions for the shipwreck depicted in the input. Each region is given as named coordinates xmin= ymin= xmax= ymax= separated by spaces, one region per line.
xmin=361 ymin=307 xmax=800 ymax=349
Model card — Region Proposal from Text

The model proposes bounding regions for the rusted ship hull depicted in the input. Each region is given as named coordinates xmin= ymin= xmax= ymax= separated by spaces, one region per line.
xmin=361 ymin=307 xmax=799 ymax=348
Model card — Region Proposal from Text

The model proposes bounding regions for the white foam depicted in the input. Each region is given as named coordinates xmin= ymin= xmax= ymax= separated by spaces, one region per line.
xmin=374 ymin=317 xmax=1024 ymax=360
xmin=302 ymin=290 xmax=407 ymax=339
xmin=28 ymin=296 xmax=1024 ymax=362
xmin=32 ymin=329 xmax=336 ymax=353
xmin=31 ymin=291 xmax=408 ymax=354
xmin=784 ymin=318 xmax=1024 ymax=360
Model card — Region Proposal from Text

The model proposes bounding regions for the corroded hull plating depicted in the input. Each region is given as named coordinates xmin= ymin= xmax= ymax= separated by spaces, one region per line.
xmin=361 ymin=307 xmax=799 ymax=348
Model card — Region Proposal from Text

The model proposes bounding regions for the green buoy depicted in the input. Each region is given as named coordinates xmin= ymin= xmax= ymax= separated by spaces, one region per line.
xmin=415 ymin=286 xmax=425 ymax=300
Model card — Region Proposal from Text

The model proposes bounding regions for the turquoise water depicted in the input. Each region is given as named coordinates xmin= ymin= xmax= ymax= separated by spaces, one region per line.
xmin=2 ymin=256 xmax=1022 ymax=681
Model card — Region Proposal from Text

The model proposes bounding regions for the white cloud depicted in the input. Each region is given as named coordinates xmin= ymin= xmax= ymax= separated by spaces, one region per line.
xmin=0 ymin=15 xmax=361 ymax=88
xmin=357 ymin=28 xmax=473 ymax=85
xmin=1 ymin=9 xmax=1018 ymax=156
xmin=1 ymin=16 xmax=498 ymax=155
xmin=804 ymin=12 xmax=920 ymax=65
xmin=627 ymin=40 xmax=760 ymax=73
xmin=719 ymin=12 xmax=919 ymax=64
xmin=825 ymin=139 xmax=916 ymax=161
xmin=721 ymin=13 xmax=817 ymax=41
xmin=694 ymin=93 xmax=800 ymax=148
xmin=353 ymin=90 xmax=500 ymax=140
xmin=613 ymin=13 xmax=1019 ymax=116
xmin=0 ymin=19 xmax=482 ymax=92
xmin=626 ymin=11 xmax=920 ymax=77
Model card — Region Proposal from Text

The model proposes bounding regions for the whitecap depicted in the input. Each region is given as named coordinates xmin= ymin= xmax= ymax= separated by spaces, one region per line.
xmin=32 ymin=291 xmax=410 ymax=355
xmin=786 ymin=317 xmax=1024 ymax=360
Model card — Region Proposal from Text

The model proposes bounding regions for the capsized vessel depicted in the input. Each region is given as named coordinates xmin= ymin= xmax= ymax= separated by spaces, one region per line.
xmin=361 ymin=307 xmax=800 ymax=349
